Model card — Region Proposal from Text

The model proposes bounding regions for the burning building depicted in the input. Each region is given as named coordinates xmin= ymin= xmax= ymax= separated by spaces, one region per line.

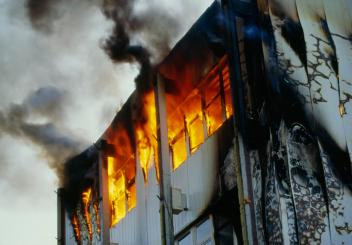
xmin=58 ymin=0 xmax=352 ymax=244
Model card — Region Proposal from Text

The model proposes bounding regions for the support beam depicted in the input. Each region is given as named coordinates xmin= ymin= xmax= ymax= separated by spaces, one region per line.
xmin=99 ymin=143 xmax=111 ymax=245
xmin=57 ymin=188 xmax=66 ymax=245
xmin=222 ymin=0 xmax=258 ymax=244
xmin=155 ymin=74 xmax=174 ymax=245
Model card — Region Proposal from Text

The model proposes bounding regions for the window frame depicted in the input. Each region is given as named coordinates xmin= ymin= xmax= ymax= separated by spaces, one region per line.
xmin=167 ymin=57 xmax=233 ymax=171
xmin=175 ymin=216 xmax=215 ymax=245
xmin=107 ymin=155 xmax=137 ymax=227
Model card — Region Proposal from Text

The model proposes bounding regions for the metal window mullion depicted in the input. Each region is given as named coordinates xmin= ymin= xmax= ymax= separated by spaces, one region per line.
xmin=184 ymin=114 xmax=191 ymax=159
xmin=219 ymin=66 xmax=228 ymax=121
xmin=98 ymin=150 xmax=111 ymax=244
xmin=155 ymin=74 xmax=174 ymax=245
xmin=222 ymin=0 xmax=258 ymax=244
xmin=200 ymin=87 xmax=209 ymax=139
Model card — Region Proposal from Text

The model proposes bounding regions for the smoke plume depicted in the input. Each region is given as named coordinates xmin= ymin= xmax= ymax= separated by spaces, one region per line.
xmin=0 ymin=86 xmax=86 ymax=184
xmin=25 ymin=0 xmax=183 ymax=91
xmin=101 ymin=0 xmax=182 ymax=93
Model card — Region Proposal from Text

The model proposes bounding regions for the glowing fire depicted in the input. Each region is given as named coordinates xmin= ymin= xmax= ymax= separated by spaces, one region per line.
xmin=70 ymin=187 xmax=101 ymax=244
xmin=104 ymin=111 xmax=138 ymax=226
xmin=221 ymin=63 xmax=233 ymax=119
xmin=82 ymin=187 xmax=93 ymax=241
xmin=72 ymin=56 xmax=233 ymax=234
xmin=108 ymin=156 xmax=127 ymax=226
xmin=107 ymin=151 xmax=137 ymax=226
xmin=71 ymin=213 xmax=81 ymax=243
xmin=166 ymin=56 xmax=233 ymax=170
xmin=135 ymin=91 xmax=159 ymax=181
xmin=167 ymin=105 xmax=188 ymax=169
xmin=93 ymin=202 xmax=101 ymax=236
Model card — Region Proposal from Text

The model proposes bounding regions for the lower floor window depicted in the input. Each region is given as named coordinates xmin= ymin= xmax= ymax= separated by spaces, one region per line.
xmin=176 ymin=216 xmax=215 ymax=245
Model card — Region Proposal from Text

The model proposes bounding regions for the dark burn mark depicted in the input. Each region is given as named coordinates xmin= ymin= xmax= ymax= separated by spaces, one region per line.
xmin=62 ymin=145 xmax=101 ymax=244
xmin=312 ymin=88 xmax=328 ymax=104
xmin=320 ymin=19 xmax=339 ymax=76
xmin=288 ymin=124 xmax=329 ymax=244
xmin=340 ymin=92 xmax=352 ymax=115
xmin=331 ymin=32 xmax=352 ymax=45
xmin=281 ymin=17 xmax=307 ymax=68
xmin=307 ymin=33 xmax=337 ymax=104
xmin=63 ymin=146 xmax=99 ymax=215
xmin=336 ymin=223 xmax=352 ymax=234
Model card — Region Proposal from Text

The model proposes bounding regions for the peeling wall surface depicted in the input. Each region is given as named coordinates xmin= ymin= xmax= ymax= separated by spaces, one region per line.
xmin=250 ymin=0 xmax=352 ymax=244
xmin=59 ymin=0 xmax=352 ymax=244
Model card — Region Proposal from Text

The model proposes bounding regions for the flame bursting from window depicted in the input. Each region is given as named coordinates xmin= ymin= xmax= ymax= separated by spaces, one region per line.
xmin=93 ymin=202 xmax=101 ymax=236
xmin=105 ymin=91 xmax=158 ymax=227
xmin=71 ymin=213 xmax=81 ymax=244
xmin=108 ymin=160 xmax=127 ymax=226
xmin=107 ymin=155 xmax=136 ymax=226
xmin=166 ymin=56 xmax=232 ymax=170
xmin=82 ymin=188 xmax=93 ymax=242
xmin=73 ymin=56 xmax=232 ymax=233
xmin=135 ymin=91 xmax=159 ymax=181
xmin=70 ymin=187 xmax=101 ymax=244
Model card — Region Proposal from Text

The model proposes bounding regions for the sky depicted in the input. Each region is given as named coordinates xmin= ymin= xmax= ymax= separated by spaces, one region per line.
xmin=0 ymin=0 xmax=212 ymax=244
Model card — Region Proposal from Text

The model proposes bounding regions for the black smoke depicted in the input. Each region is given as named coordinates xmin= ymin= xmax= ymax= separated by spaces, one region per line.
xmin=26 ymin=0 xmax=62 ymax=32
xmin=0 ymin=86 xmax=85 ymax=184
xmin=25 ymin=0 xmax=181 ymax=92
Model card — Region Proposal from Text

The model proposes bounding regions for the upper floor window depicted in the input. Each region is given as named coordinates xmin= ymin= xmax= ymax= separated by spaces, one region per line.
xmin=166 ymin=56 xmax=233 ymax=170
xmin=107 ymin=156 xmax=136 ymax=227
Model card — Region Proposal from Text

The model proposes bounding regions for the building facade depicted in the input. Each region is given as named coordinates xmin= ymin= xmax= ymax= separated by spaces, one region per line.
xmin=58 ymin=0 xmax=352 ymax=244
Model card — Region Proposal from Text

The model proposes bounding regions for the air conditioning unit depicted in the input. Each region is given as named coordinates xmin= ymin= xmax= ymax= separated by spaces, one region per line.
xmin=172 ymin=187 xmax=187 ymax=214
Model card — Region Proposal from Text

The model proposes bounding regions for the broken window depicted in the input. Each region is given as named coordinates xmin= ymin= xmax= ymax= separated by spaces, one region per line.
xmin=107 ymin=155 xmax=136 ymax=226
xmin=221 ymin=64 xmax=233 ymax=119
xmin=184 ymin=91 xmax=204 ymax=154
xmin=135 ymin=91 xmax=159 ymax=182
xmin=171 ymin=129 xmax=188 ymax=170
xmin=168 ymin=107 xmax=188 ymax=170
xmin=165 ymin=56 xmax=233 ymax=171
xmin=108 ymin=163 xmax=126 ymax=226
xmin=204 ymin=70 xmax=225 ymax=136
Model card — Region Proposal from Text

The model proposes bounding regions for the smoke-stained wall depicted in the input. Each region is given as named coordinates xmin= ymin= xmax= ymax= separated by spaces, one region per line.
xmin=237 ymin=0 xmax=352 ymax=244
xmin=57 ymin=0 xmax=352 ymax=244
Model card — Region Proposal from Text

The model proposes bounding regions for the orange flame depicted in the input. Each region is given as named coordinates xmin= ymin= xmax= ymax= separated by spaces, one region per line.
xmin=93 ymin=202 xmax=101 ymax=236
xmin=166 ymin=55 xmax=232 ymax=170
xmin=221 ymin=63 xmax=233 ymax=119
xmin=136 ymin=91 xmax=159 ymax=181
xmin=75 ymin=55 xmax=233 ymax=231
xmin=82 ymin=187 xmax=93 ymax=242
xmin=71 ymin=213 xmax=81 ymax=243
xmin=107 ymin=157 xmax=127 ymax=226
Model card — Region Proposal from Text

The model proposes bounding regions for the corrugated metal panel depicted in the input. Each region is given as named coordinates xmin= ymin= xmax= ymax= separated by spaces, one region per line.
xmin=172 ymin=134 xmax=219 ymax=234
xmin=109 ymin=158 xmax=161 ymax=245
xmin=110 ymin=208 xmax=137 ymax=245
xmin=65 ymin=213 xmax=78 ymax=245
xmin=146 ymin=167 xmax=162 ymax=245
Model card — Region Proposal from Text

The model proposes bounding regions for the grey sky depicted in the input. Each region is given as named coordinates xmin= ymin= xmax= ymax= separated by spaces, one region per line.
xmin=0 ymin=0 xmax=212 ymax=244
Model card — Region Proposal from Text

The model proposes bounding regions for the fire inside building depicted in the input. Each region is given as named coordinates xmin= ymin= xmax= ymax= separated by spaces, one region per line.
xmin=57 ymin=0 xmax=352 ymax=244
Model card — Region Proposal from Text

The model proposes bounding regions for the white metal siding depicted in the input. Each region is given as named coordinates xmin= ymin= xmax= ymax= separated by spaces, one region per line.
xmin=172 ymin=134 xmax=219 ymax=234
xmin=110 ymin=158 xmax=161 ymax=245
